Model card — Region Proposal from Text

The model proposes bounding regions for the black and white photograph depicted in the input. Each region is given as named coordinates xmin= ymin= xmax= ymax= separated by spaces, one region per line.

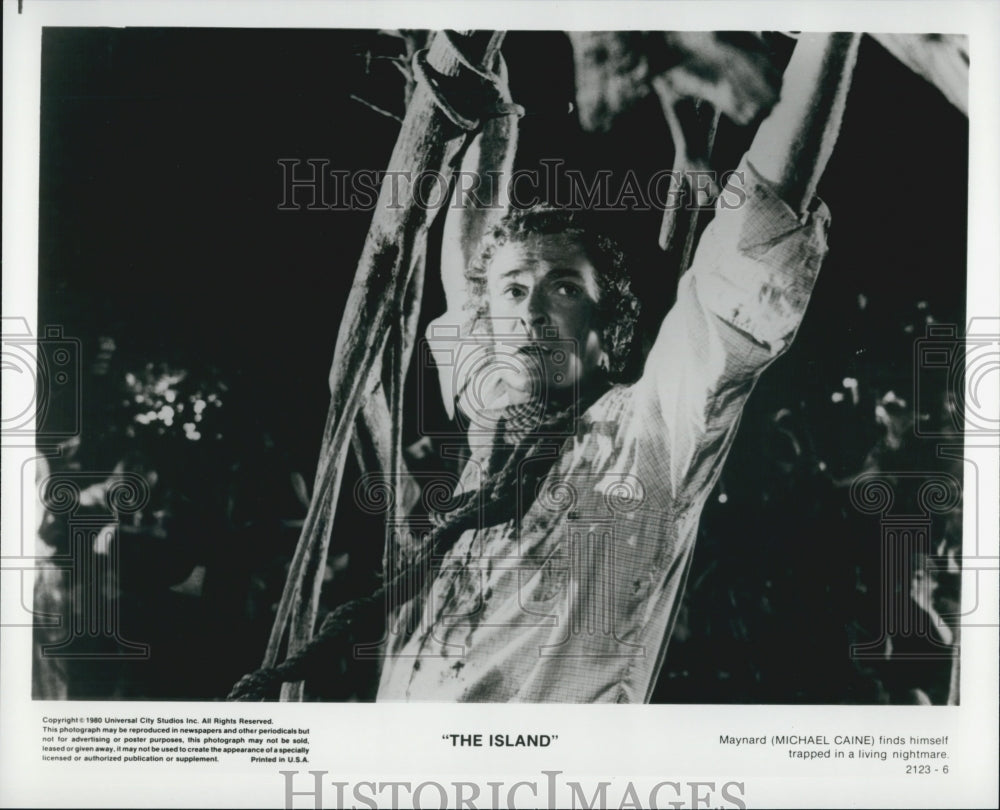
xmin=27 ymin=23 xmax=971 ymax=705
xmin=2 ymin=1 xmax=998 ymax=808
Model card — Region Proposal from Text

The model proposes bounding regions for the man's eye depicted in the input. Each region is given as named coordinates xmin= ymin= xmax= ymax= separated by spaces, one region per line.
xmin=503 ymin=285 xmax=528 ymax=301
xmin=555 ymin=283 xmax=581 ymax=297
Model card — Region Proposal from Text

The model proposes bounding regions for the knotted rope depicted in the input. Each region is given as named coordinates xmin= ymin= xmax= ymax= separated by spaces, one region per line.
xmin=412 ymin=31 xmax=525 ymax=132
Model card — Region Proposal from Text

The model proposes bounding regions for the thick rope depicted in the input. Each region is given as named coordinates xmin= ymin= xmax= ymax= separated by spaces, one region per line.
xmin=411 ymin=43 xmax=524 ymax=132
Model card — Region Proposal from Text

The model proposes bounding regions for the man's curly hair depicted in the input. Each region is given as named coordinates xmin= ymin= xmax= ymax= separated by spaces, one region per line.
xmin=464 ymin=205 xmax=641 ymax=380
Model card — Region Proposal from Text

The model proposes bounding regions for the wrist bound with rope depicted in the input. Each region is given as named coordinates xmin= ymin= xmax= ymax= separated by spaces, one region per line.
xmin=412 ymin=30 xmax=524 ymax=132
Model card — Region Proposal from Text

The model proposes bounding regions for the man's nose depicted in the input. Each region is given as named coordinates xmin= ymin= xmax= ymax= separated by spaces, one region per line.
xmin=526 ymin=289 xmax=550 ymax=335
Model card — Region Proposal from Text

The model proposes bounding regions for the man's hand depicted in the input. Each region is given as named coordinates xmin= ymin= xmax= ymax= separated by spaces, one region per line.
xmin=747 ymin=33 xmax=861 ymax=214
xmin=434 ymin=56 xmax=520 ymax=420
xmin=440 ymin=55 xmax=519 ymax=314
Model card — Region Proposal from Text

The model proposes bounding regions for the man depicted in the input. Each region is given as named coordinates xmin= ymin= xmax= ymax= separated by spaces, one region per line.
xmin=226 ymin=32 xmax=856 ymax=704
xmin=374 ymin=33 xmax=854 ymax=702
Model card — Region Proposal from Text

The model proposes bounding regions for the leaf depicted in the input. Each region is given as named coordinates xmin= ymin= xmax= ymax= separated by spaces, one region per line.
xmin=568 ymin=31 xmax=782 ymax=131
xmin=654 ymin=33 xmax=781 ymax=126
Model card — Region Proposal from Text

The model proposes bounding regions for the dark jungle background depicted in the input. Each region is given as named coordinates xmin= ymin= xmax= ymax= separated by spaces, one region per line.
xmin=34 ymin=28 xmax=966 ymax=703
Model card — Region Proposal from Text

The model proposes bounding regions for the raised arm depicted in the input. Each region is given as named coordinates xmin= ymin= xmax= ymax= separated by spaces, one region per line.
xmin=748 ymin=33 xmax=860 ymax=214
xmin=635 ymin=33 xmax=860 ymax=505
xmin=440 ymin=112 xmax=518 ymax=312
xmin=430 ymin=84 xmax=519 ymax=419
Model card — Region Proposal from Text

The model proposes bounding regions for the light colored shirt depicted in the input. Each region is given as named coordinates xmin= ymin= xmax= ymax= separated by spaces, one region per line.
xmin=376 ymin=157 xmax=831 ymax=702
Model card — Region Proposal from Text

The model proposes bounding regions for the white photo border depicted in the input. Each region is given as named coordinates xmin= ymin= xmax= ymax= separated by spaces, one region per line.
xmin=2 ymin=2 xmax=997 ymax=808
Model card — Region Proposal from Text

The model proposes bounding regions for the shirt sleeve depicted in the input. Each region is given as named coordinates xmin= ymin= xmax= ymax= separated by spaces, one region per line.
xmin=630 ymin=155 xmax=831 ymax=510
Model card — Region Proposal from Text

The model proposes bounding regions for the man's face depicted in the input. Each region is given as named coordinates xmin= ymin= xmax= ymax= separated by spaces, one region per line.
xmin=484 ymin=234 xmax=606 ymax=402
